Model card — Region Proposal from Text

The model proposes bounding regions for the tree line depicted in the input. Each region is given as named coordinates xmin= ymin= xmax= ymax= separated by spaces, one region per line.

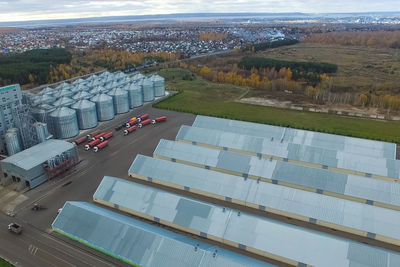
xmin=0 ymin=48 xmax=72 ymax=86
xmin=305 ymin=31 xmax=400 ymax=49
xmin=243 ymin=39 xmax=299 ymax=52
xmin=239 ymin=56 xmax=337 ymax=84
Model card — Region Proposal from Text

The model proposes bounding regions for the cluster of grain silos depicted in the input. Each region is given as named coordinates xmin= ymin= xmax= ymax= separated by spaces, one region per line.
xmin=28 ymin=70 xmax=165 ymax=139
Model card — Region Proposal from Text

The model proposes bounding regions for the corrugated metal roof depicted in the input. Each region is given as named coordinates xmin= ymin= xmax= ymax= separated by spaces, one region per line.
xmin=1 ymin=139 xmax=75 ymax=170
xmin=94 ymin=176 xmax=400 ymax=267
xmin=154 ymin=139 xmax=400 ymax=210
xmin=193 ymin=115 xmax=397 ymax=159
xmin=53 ymin=201 xmax=269 ymax=267
xmin=176 ymin=126 xmax=400 ymax=179
xmin=129 ymin=155 xmax=400 ymax=244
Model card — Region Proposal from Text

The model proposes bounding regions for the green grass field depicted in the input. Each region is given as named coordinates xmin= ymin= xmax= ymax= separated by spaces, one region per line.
xmin=0 ymin=258 xmax=14 ymax=267
xmin=155 ymin=68 xmax=400 ymax=144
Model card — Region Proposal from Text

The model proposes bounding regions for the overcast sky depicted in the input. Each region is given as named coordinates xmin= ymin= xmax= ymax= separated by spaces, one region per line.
xmin=0 ymin=0 xmax=398 ymax=22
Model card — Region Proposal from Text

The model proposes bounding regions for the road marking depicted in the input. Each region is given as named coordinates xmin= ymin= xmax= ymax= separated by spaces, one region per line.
xmin=28 ymin=244 xmax=38 ymax=255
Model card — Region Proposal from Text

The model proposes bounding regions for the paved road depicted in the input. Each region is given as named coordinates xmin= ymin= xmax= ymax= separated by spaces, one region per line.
xmin=0 ymin=103 xmax=195 ymax=266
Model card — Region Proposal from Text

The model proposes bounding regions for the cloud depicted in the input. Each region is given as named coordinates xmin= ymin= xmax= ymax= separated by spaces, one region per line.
xmin=0 ymin=0 xmax=398 ymax=22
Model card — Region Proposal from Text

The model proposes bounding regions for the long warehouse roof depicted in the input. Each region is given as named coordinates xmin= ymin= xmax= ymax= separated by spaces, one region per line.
xmin=154 ymin=139 xmax=400 ymax=210
xmin=94 ymin=176 xmax=400 ymax=267
xmin=52 ymin=201 xmax=270 ymax=267
xmin=129 ymin=155 xmax=400 ymax=246
xmin=176 ymin=125 xmax=400 ymax=180
xmin=193 ymin=115 xmax=397 ymax=159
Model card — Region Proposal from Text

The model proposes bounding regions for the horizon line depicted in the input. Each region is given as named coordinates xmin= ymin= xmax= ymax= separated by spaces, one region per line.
xmin=1 ymin=11 xmax=400 ymax=25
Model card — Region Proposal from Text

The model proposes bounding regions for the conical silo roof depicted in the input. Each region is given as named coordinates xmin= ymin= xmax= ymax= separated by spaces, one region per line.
xmin=53 ymin=96 xmax=74 ymax=107
xmin=72 ymin=91 xmax=91 ymax=101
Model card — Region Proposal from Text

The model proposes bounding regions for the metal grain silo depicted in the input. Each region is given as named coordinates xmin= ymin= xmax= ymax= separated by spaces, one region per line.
xmin=53 ymin=88 xmax=73 ymax=99
xmin=22 ymin=92 xmax=37 ymax=105
xmin=72 ymin=91 xmax=91 ymax=101
xmin=31 ymin=104 xmax=56 ymax=136
xmin=107 ymin=88 xmax=129 ymax=114
xmin=49 ymin=107 xmax=79 ymax=139
xmin=141 ymin=78 xmax=155 ymax=102
xmin=90 ymin=94 xmax=115 ymax=121
xmin=71 ymin=100 xmax=98 ymax=129
xmin=132 ymin=73 xmax=145 ymax=81
xmin=5 ymin=128 xmax=22 ymax=155
xmin=151 ymin=74 xmax=165 ymax=97
xmin=34 ymin=94 xmax=56 ymax=106
xmin=53 ymin=96 xmax=75 ymax=108
xmin=90 ymin=86 xmax=107 ymax=95
xmin=125 ymin=83 xmax=143 ymax=108
xmin=69 ymin=85 xmax=82 ymax=94
xmin=34 ymin=122 xmax=50 ymax=143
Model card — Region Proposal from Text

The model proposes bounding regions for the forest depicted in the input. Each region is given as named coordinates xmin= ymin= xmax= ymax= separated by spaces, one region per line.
xmin=244 ymin=39 xmax=299 ymax=52
xmin=0 ymin=48 xmax=72 ymax=86
xmin=305 ymin=31 xmax=400 ymax=49
xmin=238 ymin=56 xmax=337 ymax=84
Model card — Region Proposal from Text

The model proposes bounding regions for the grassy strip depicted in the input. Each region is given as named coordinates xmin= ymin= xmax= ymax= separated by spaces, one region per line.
xmin=155 ymin=68 xmax=400 ymax=144
xmin=0 ymin=258 xmax=14 ymax=267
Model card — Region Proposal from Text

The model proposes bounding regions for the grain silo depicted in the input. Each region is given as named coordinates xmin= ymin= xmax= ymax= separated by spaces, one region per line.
xmin=125 ymin=83 xmax=143 ymax=108
xmin=5 ymin=128 xmax=22 ymax=155
xmin=72 ymin=91 xmax=92 ymax=101
xmin=69 ymin=85 xmax=82 ymax=94
xmin=33 ymin=94 xmax=56 ymax=106
xmin=31 ymin=104 xmax=56 ymax=136
xmin=22 ymin=91 xmax=36 ymax=105
xmin=53 ymin=96 xmax=75 ymax=108
xmin=53 ymin=88 xmax=73 ymax=99
xmin=151 ymin=74 xmax=165 ymax=97
xmin=132 ymin=73 xmax=145 ymax=81
xmin=34 ymin=122 xmax=50 ymax=143
xmin=107 ymin=88 xmax=129 ymax=114
xmin=90 ymin=86 xmax=107 ymax=95
xmin=71 ymin=100 xmax=98 ymax=129
xmin=49 ymin=107 xmax=79 ymax=139
xmin=141 ymin=78 xmax=155 ymax=102
xmin=90 ymin=94 xmax=115 ymax=121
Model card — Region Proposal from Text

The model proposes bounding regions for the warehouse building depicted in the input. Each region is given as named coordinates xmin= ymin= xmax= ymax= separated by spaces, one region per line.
xmin=54 ymin=115 xmax=400 ymax=266
xmin=53 ymin=201 xmax=270 ymax=267
xmin=93 ymin=176 xmax=400 ymax=267
xmin=176 ymin=125 xmax=400 ymax=180
xmin=154 ymin=139 xmax=400 ymax=211
xmin=1 ymin=139 xmax=78 ymax=189
xmin=128 ymin=155 xmax=400 ymax=247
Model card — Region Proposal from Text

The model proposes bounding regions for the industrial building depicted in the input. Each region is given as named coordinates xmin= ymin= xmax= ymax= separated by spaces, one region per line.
xmin=53 ymin=115 xmax=400 ymax=266
xmin=92 ymin=176 xmax=400 ymax=267
xmin=52 ymin=201 xmax=270 ymax=267
xmin=176 ymin=125 xmax=400 ymax=180
xmin=0 ymin=84 xmax=23 ymax=155
xmin=1 ymin=139 xmax=78 ymax=189
xmin=154 ymin=139 xmax=400 ymax=210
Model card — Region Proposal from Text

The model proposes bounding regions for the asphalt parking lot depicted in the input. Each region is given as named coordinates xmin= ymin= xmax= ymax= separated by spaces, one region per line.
xmin=0 ymin=103 xmax=196 ymax=267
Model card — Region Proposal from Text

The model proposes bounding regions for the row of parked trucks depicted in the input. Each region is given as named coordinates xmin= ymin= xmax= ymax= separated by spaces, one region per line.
xmin=73 ymin=114 xmax=167 ymax=152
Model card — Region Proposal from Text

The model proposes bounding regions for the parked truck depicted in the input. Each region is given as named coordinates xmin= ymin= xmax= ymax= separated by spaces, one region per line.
xmin=93 ymin=141 xmax=109 ymax=153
